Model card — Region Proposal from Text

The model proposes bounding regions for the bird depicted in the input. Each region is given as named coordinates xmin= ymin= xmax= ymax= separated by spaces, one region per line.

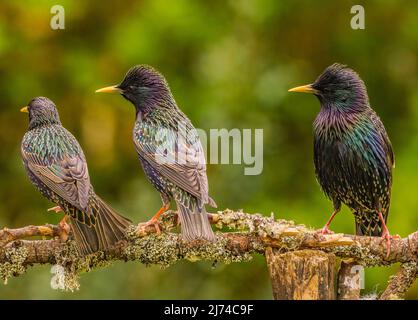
xmin=288 ymin=63 xmax=396 ymax=255
xmin=96 ymin=65 xmax=216 ymax=241
xmin=20 ymin=97 xmax=132 ymax=256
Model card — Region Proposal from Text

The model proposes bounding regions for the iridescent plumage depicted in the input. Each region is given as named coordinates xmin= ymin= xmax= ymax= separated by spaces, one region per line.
xmin=21 ymin=97 xmax=131 ymax=255
xmin=97 ymin=66 xmax=216 ymax=241
xmin=289 ymin=64 xmax=395 ymax=240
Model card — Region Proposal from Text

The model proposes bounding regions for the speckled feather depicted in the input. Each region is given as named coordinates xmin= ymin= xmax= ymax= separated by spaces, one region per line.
xmin=311 ymin=64 xmax=394 ymax=236
xmin=115 ymin=65 xmax=216 ymax=241
xmin=22 ymin=124 xmax=96 ymax=225
xmin=21 ymin=97 xmax=131 ymax=255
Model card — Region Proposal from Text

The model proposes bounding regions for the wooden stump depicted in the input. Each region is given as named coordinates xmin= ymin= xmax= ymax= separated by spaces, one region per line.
xmin=265 ymin=248 xmax=336 ymax=300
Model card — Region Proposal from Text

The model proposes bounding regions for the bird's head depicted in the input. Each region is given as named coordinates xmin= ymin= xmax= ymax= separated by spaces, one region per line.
xmin=20 ymin=97 xmax=61 ymax=129
xmin=96 ymin=65 xmax=173 ymax=113
xmin=289 ymin=63 xmax=369 ymax=112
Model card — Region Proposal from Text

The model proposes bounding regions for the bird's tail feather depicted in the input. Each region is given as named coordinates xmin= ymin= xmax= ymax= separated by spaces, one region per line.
xmin=176 ymin=201 xmax=215 ymax=242
xmin=354 ymin=210 xmax=387 ymax=237
xmin=70 ymin=196 xmax=131 ymax=256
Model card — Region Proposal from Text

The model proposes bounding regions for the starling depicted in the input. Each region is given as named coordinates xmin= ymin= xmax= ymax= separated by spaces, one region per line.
xmin=289 ymin=63 xmax=395 ymax=253
xmin=20 ymin=97 xmax=131 ymax=255
xmin=96 ymin=65 xmax=216 ymax=241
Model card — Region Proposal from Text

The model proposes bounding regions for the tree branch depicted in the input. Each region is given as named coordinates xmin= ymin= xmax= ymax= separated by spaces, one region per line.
xmin=1 ymin=209 xmax=417 ymax=295
xmin=0 ymin=224 xmax=62 ymax=246
xmin=379 ymin=262 xmax=418 ymax=300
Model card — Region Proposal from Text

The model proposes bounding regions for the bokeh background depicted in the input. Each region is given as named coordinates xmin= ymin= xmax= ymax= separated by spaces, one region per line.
xmin=0 ymin=0 xmax=417 ymax=299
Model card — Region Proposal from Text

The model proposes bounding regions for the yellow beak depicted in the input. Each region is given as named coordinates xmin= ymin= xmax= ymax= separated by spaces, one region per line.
xmin=288 ymin=84 xmax=319 ymax=94
xmin=95 ymin=85 xmax=120 ymax=93
xmin=20 ymin=106 xmax=29 ymax=113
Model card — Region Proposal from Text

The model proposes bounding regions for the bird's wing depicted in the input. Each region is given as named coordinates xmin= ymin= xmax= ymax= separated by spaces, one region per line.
xmin=133 ymin=120 xmax=214 ymax=206
xmin=370 ymin=111 xmax=395 ymax=169
xmin=22 ymin=148 xmax=91 ymax=211
xmin=351 ymin=113 xmax=394 ymax=212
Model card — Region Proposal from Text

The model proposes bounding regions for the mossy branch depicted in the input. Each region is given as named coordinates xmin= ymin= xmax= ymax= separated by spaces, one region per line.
xmin=379 ymin=262 xmax=418 ymax=300
xmin=0 ymin=209 xmax=417 ymax=296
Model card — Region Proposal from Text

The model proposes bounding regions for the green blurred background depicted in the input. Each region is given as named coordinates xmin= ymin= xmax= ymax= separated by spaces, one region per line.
xmin=0 ymin=0 xmax=417 ymax=299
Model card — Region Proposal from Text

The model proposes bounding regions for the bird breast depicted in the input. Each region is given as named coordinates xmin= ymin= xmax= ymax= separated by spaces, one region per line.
xmin=313 ymin=109 xmax=362 ymax=141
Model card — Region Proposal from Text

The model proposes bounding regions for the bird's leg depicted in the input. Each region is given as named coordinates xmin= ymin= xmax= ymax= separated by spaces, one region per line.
xmin=136 ymin=203 xmax=170 ymax=235
xmin=58 ymin=215 xmax=71 ymax=242
xmin=321 ymin=210 xmax=339 ymax=235
xmin=47 ymin=206 xmax=71 ymax=241
xmin=377 ymin=211 xmax=396 ymax=258
xmin=47 ymin=206 xmax=63 ymax=213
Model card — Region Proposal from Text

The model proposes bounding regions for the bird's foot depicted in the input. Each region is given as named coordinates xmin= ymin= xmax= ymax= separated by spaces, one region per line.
xmin=377 ymin=211 xmax=396 ymax=259
xmin=319 ymin=225 xmax=334 ymax=235
xmin=135 ymin=204 xmax=170 ymax=236
xmin=47 ymin=206 xmax=63 ymax=214
xmin=381 ymin=229 xmax=397 ymax=259
xmin=58 ymin=216 xmax=70 ymax=242
xmin=318 ymin=209 xmax=339 ymax=235
xmin=136 ymin=218 xmax=162 ymax=236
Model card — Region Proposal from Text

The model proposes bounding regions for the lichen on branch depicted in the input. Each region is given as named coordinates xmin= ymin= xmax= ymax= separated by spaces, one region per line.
xmin=0 ymin=209 xmax=417 ymax=295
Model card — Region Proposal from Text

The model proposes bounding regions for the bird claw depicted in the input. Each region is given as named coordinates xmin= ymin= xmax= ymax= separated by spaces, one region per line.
xmin=319 ymin=210 xmax=338 ymax=236
xmin=376 ymin=211 xmax=395 ymax=259
xmin=381 ymin=231 xmax=396 ymax=259
xmin=47 ymin=206 xmax=63 ymax=214
xmin=58 ymin=216 xmax=70 ymax=242
xmin=135 ymin=218 xmax=162 ymax=236
xmin=319 ymin=226 xmax=334 ymax=235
